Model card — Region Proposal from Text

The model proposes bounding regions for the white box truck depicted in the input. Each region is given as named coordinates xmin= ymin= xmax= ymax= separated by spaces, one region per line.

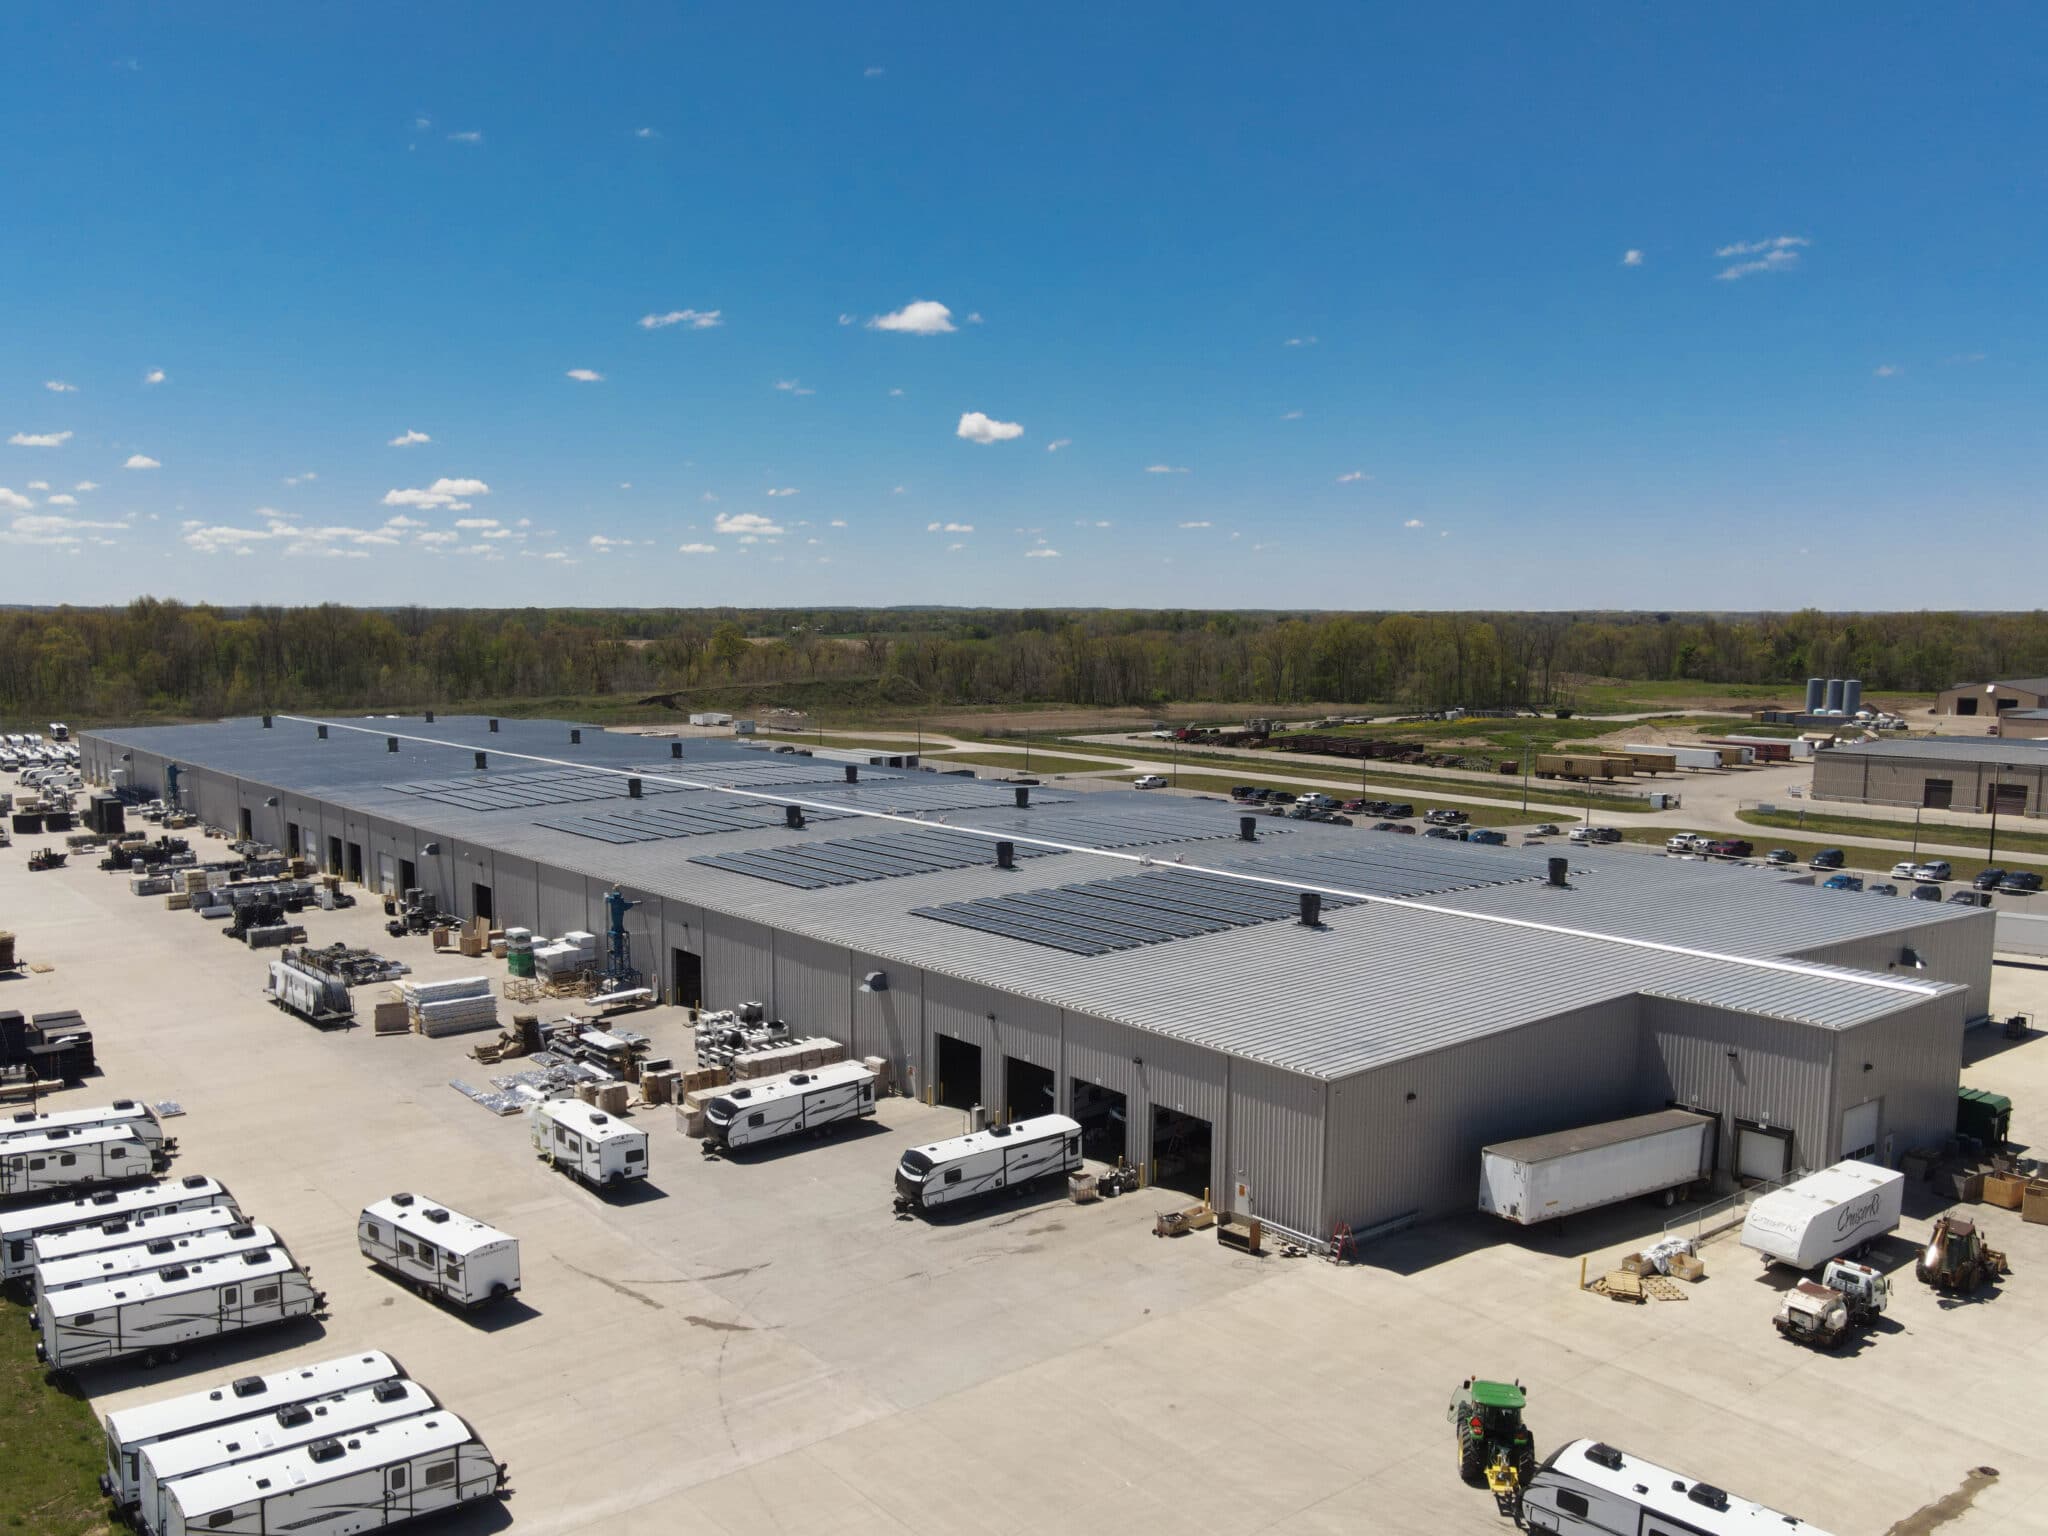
xmin=1739 ymin=1160 xmax=1904 ymax=1269
xmin=1479 ymin=1109 xmax=1716 ymax=1224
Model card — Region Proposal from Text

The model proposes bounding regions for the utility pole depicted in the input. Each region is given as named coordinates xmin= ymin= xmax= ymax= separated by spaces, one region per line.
xmin=1521 ymin=740 xmax=1531 ymax=813
xmin=1988 ymin=795 xmax=2000 ymax=866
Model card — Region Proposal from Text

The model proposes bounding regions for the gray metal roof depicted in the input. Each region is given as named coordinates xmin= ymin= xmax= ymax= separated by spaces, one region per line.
xmin=1958 ymin=677 xmax=2048 ymax=695
xmin=83 ymin=714 xmax=1977 ymax=1080
xmin=1822 ymin=736 xmax=2048 ymax=766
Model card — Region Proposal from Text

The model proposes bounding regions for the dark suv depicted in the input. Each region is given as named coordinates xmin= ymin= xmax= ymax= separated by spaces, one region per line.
xmin=1999 ymin=871 xmax=2043 ymax=895
xmin=1975 ymin=867 xmax=2007 ymax=891
xmin=1809 ymin=849 xmax=1845 ymax=871
xmin=1380 ymin=803 xmax=1414 ymax=819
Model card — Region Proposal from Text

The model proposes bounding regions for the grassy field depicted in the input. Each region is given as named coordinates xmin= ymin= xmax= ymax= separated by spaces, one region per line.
xmin=1738 ymin=808 xmax=2048 ymax=861
xmin=0 ymin=1297 xmax=109 ymax=1536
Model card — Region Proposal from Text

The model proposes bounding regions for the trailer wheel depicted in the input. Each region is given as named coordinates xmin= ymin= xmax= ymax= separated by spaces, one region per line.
xmin=141 ymin=1349 xmax=160 ymax=1369
xmin=491 ymin=1282 xmax=509 ymax=1302
xmin=1660 ymin=1188 xmax=1677 ymax=1207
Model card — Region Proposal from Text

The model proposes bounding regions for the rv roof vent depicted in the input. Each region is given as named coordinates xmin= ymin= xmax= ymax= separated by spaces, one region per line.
xmin=12 ymin=1111 xmax=35 ymax=1123
xmin=589 ymin=1112 xmax=608 ymax=1125
xmin=307 ymin=1439 xmax=345 ymax=1464
xmin=112 ymin=1099 xmax=136 ymax=1111
xmin=91 ymin=1192 xmax=117 ymax=1205
xmin=181 ymin=1175 xmax=208 ymax=1188
xmin=229 ymin=1224 xmax=256 ymax=1239
xmin=101 ymin=1219 xmax=130 ymax=1234
xmin=728 ymin=1087 xmax=752 ymax=1100
xmin=146 ymin=1239 xmax=175 ymax=1254
xmin=1687 ymin=1484 xmax=1730 ymax=1513
xmin=157 ymin=1265 xmax=189 ymax=1281
xmin=390 ymin=1192 xmax=415 ymax=1206
xmin=372 ymin=1379 xmax=408 ymax=1403
xmin=990 ymin=1124 xmax=1012 ymax=1138
xmin=232 ymin=1376 xmax=267 ymax=1397
xmin=425 ymin=1209 xmax=449 ymax=1223
xmin=255 ymin=1478 xmax=272 ymax=1490
xmin=790 ymin=1073 xmax=809 ymax=1086
xmin=47 ymin=1128 xmax=71 ymax=1140
xmin=275 ymin=1405 xmax=313 ymax=1429
xmin=1584 ymin=1443 xmax=1625 ymax=1471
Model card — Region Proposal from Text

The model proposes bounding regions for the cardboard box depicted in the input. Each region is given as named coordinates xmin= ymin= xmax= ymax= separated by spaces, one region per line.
xmin=372 ymin=999 xmax=410 ymax=1035
xmin=1983 ymin=1173 xmax=2027 ymax=1211
xmin=1947 ymin=1170 xmax=1984 ymax=1204
xmin=2024 ymin=1180 xmax=2048 ymax=1225
xmin=1668 ymin=1252 xmax=1706 ymax=1282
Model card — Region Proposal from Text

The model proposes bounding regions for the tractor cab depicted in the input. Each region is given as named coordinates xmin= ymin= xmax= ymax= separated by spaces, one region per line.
xmin=1448 ymin=1377 xmax=1535 ymax=1514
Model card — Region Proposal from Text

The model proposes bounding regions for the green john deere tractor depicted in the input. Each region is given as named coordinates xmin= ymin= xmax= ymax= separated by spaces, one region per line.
xmin=1448 ymin=1377 xmax=1536 ymax=1514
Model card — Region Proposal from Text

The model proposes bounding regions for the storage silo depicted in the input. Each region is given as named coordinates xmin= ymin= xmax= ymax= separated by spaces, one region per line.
xmin=1843 ymin=679 xmax=1863 ymax=716
xmin=1825 ymin=678 xmax=1846 ymax=714
xmin=1805 ymin=677 xmax=1826 ymax=713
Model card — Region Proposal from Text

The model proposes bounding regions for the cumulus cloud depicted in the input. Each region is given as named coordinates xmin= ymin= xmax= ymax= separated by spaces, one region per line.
xmin=774 ymin=378 xmax=815 ymax=395
xmin=44 ymin=380 xmax=77 ymax=393
xmin=0 ymin=487 xmax=33 ymax=510
xmin=869 ymin=300 xmax=956 ymax=335
xmin=10 ymin=431 xmax=73 ymax=448
xmin=27 ymin=481 xmax=48 ymax=491
xmin=1280 ymin=410 xmax=1303 ymax=420
xmin=565 ymin=368 xmax=604 ymax=382
xmin=714 ymin=511 xmax=783 ymax=537
xmin=864 ymin=65 xmax=885 ymax=77
xmin=946 ymin=542 xmax=965 ymax=552
xmin=1622 ymin=249 xmax=1644 ymax=267
xmin=382 ymin=514 xmax=428 ymax=529
xmin=73 ymin=480 xmax=99 ymax=491
xmin=1284 ymin=336 xmax=1317 ymax=347
xmin=1146 ymin=464 xmax=1189 ymax=475
xmin=45 ymin=493 xmax=76 ymax=506
xmin=1873 ymin=364 xmax=1901 ymax=378
xmin=1714 ymin=235 xmax=1809 ymax=280
xmin=1046 ymin=438 xmax=1072 ymax=453
xmin=829 ymin=518 xmax=847 ymax=527
xmin=124 ymin=453 xmax=160 ymax=469
xmin=1 ymin=511 xmax=131 ymax=546
xmin=1024 ymin=548 xmax=1060 ymax=558
xmin=633 ymin=126 xmax=659 ymax=139
xmin=926 ymin=521 xmax=973 ymax=533
xmin=453 ymin=517 xmax=499 ymax=529
xmin=282 ymin=472 xmax=317 ymax=486
xmin=1177 ymin=520 xmax=1212 ymax=529
xmin=1403 ymin=518 xmax=1424 ymax=529
xmin=143 ymin=368 xmax=166 ymax=385
xmin=956 ymin=411 xmax=1022 ymax=444
xmin=1336 ymin=470 xmax=1371 ymax=484
xmin=447 ymin=130 xmax=483 ymax=144
xmin=678 ymin=542 xmax=717 ymax=554
xmin=588 ymin=534 xmax=633 ymax=550
xmin=182 ymin=510 xmax=403 ymax=557
xmin=383 ymin=477 xmax=488 ymax=509
xmin=388 ymin=429 xmax=431 ymax=446
xmin=639 ymin=309 xmax=721 ymax=330
xmin=764 ymin=487 xmax=799 ymax=497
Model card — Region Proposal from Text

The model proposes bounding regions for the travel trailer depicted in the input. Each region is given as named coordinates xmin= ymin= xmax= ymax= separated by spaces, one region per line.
xmin=527 ymin=1099 xmax=648 ymax=1189
xmin=36 ymin=1244 xmax=323 ymax=1372
xmin=892 ymin=1114 xmax=1083 ymax=1214
xmin=1520 ymin=1438 xmax=1836 ymax=1535
xmin=701 ymin=1061 xmax=877 ymax=1153
xmin=1740 ymin=1161 xmax=1905 ymax=1269
xmin=28 ymin=1206 xmax=246 ymax=1295
xmin=2 ymin=1175 xmax=234 ymax=1283
xmin=102 ymin=1350 xmax=406 ymax=1514
xmin=37 ymin=1222 xmax=279 ymax=1302
xmin=0 ymin=1125 xmax=153 ymax=1200
xmin=0 ymin=1098 xmax=178 ymax=1163
xmin=157 ymin=1409 xmax=506 ymax=1536
xmin=357 ymin=1194 xmax=520 ymax=1308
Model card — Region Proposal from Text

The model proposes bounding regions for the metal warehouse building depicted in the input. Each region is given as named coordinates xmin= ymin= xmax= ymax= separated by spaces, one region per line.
xmin=83 ymin=715 xmax=1992 ymax=1243
xmin=1813 ymin=736 xmax=2048 ymax=816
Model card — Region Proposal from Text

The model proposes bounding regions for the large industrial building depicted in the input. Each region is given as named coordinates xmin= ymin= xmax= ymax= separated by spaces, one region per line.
xmin=1936 ymin=675 xmax=2048 ymax=719
xmin=83 ymin=714 xmax=1992 ymax=1242
xmin=1813 ymin=736 xmax=2048 ymax=815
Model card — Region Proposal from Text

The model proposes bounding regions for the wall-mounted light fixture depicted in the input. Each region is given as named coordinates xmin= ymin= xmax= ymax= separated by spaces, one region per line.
xmin=264 ymin=796 xmax=279 ymax=808
xmin=420 ymin=842 xmax=441 ymax=856
xmin=1899 ymin=946 xmax=1925 ymax=970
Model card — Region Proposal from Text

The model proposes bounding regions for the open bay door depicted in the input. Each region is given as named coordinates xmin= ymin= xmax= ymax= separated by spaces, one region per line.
xmin=1735 ymin=1120 xmax=1793 ymax=1183
xmin=1840 ymin=1098 xmax=1881 ymax=1162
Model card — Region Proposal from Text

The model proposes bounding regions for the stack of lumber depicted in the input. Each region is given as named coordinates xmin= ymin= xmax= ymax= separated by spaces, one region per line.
xmin=399 ymin=975 xmax=499 ymax=1037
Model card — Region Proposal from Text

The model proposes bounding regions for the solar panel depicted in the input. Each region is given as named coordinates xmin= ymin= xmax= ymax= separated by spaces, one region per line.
xmin=387 ymin=766 xmax=695 ymax=811
xmin=691 ymin=828 xmax=1057 ymax=888
xmin=534 ymin=795 xmax=859 ymax=845
xmin=912 ymin=867 xmax=1360 ymax=956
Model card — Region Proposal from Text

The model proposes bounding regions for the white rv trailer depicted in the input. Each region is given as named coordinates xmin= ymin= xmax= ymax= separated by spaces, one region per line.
xmin=2 ymin=1175 xmax=235 ymax=1283
xmin=527 ymin=1098 xmax=648 ymax=1189
xmin=138 ymin=1378 xmax=438 ymax=1536
xmin=29 ymin=1206 xmax=246 ymax=1293
xmin=102 ymin=1350 xmax=406 ymax=1513
xmin=0 ymin=1098 xmax=177 ymax=1162
xmin=893 ymin=1114 xmax=1083 ymax=1214
xmin=702 ymin=1060 xmax=877 ymax=1152
xmin=36 ymin=1244 xmax=324 ymax=1371
xmin=0 ymin=1125 xmax=153 ymax=1199
xmin=1521 ymin=1438 xmax=1837 ymax=1535
xmin=1740 ymin=1160 xmax=1905 ymax=1269
xmin=357 ymin=1194 xmax=520 ymax=1308
xmin=37 ymin=1221 xmax=279 ymax=1301
xmin=159 ymin=1409 xmax=505 ymax=1536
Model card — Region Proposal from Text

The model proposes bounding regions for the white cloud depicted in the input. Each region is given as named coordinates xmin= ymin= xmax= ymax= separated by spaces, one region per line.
xmin=383 ymin=477 xmax=489 ymax=509
xmin=1403 ymin=518 xmax=1424 ymax=529
xmin=10 ymin=431 xmax=73 ymax=448
xmin=634 ymin=126 xmax=660 ymax=139
xmin=935 ymin=521 xmax=973 ymax=533
xmin=1714 ymin=235 xmax=1809 ymax=281
xmin=480 ymin=528 xmax=519 ymax=540
xmin=515 ymin=517 xmax=531 ymax=527
xmin=946 ymin=542 xmax=965 ymax=552
xmin=774 ymin=378 xmax=815 ymax=395
xmin=27 ymin=480 xmax=48 ymax=491
xmin=864 ymin=65 xmax=885 ymax=77
xmin=182 ymin=510 xmax=403 ymax=557
xmin=888 ymin=387 xmax=904 ymax=397
xmin=73 ymin=480 xmax=99 ymax=491
xmin=143 ymin=368 xmax=166 ymax=385
xmin=678 ymin=542 xmax=717 ymax=554
xmin=1336 ymin=470 xmax=1370 ymax=484
xmin=619 ymin=482 xmax=632 ymax=489
xmin=413 ymin=116 xmax=431 ymax=130
xmin=1146 ymin=464 xmax=1189 ymax=475
xmin=1046 ymin=438 xmax=1072 ymax=453
xmin=124 ymin=453 xmax=160 ymax=469
xmin=967 ymin=312 xmax=983 ymax=324
xmin=1622 ymin=249 xmax=1644 ymax=267
xmin=829 ymin=519 xmax=847 ymax=527
xmin=714 ymin=511 xmax=784 ymax=537
xmin=956 ymin=411 xmax=1022 ymax=444
xmin=1 ymin=510 xmax=130 ymax=546
xmin=1280 ymin=410 xmax=1303 ymax=420
xmin=454 ymin=517 xmax=499 ymax=529
xmin=1024 ymin=548 xmax=1059 ymax=558
xmin=765 ymin=487 xmax=799 ymax=497
xmin=0 ymin=488 xmax=32 ymax=510
xmin=638 ymin=309 xmax=722 ymax=330
xmin=1873 ymin=364 xmax=1901 ymax=378
xmin=44 ymin=380 xmax=77 ymax=393
xmin=45 ymin=493 xmax=77 ymax=506
xmin=382 ymin=514 xmax=427 ymax=529
xmin=891 ymin=485 xmax=906 ymax=494
xmin=282 ymin=472 xmax=316 ymax=486
xmin=588 ymin=534 xmax=633 ymax=550
xmin=565 ymin=368 xmax=604 ymax=382
xmin=869 ymin=300 xmax=955 ymax=335
xmin=1177 ymin=520 xmax=1212 ymax=529
xmin=448 ymin=130 xmax=483 ymax=144
xmin=1284 ymin=336 xmax=1317 ymax=347
xmin=388 ymin=429 xmax=431 ymax=446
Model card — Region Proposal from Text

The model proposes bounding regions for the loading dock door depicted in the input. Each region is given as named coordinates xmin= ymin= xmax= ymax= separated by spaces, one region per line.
xmin=1735 ymin=1121 xmax=1793 ymax=1183
xmin=1071 ymin=1080 xmax=1127 ymax=1162
xmin=672 ymin=948 xmax=703 ymax=1010
xmin=237 ymin=807 xmax=253 ymax=840
xmin=1151 ymin=1106 xmax=1213 ymax=1198
xmin=933 ymin=1034 xmax=982 ymax=1111
xmin=286 ymin=823 xmax=302 ymax=858
xmin=1988 ymin=782 xmax=2028 ymax=814
xmin=378 ymin=854 xmax=396 ymax=897
xmin=399 ymin=859 xmax=416 ymax=894
xmin=346 ymin=841 xmax=364 ymax=884
xmin=1003 ymin=1057 xmax=1055 ymax=1125
xmin=1841 ymin=1098 xmax=1881 ymax=1162
xmin=326 ymin=835 xmax=343 ymax=874
xmin=471 ymin=882 xmax=495 ymax=923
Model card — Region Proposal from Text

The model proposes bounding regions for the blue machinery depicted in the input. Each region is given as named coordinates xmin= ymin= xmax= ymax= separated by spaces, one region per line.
xmin=602 ymin=886 xmax=644 ymax=992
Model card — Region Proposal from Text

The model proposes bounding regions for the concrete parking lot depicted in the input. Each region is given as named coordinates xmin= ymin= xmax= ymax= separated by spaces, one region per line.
xmin=4 ymin=834 xmax=2044 ymax=1534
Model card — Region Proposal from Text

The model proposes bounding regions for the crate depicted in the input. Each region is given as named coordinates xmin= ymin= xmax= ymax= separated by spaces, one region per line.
xmin=1668 ymin=1252 xmax=1706 ymax=1282
xmin=1947 ymin=1170 xmax=1985 ymax=1204
xmin=2024 ymin=1180 xmax=2048 ymax=1225
xmin=372 ymin=999 xmax=410 ymax=1035
xmin=1983 ymin=1173 xmax=2027 ymax=1211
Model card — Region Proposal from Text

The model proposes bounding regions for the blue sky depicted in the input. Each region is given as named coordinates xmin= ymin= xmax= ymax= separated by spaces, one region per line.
xmin=2 ymin=6 xmax=2040 ymax=610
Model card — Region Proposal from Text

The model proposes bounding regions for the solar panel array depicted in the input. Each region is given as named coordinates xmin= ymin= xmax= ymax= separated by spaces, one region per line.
xmin=534 ymin=796 xmax=859 ymax=846
xmin=800 ymin=778 xmax=1074 ymax=814
xmin=675 ymin=758 xmax=859 ymax=787
xmin=1249 ymin=843 xmax=1544 ymax=899
xmin=386 ymin=767 xmax=694 ymax=811
xmin=912 ymin=867 xmax=1362 ymax=956
xmin=1006 ymin=806 xmax=1285 ymax=850
xmin=690 ymin=827 xmax=1059 ymax=889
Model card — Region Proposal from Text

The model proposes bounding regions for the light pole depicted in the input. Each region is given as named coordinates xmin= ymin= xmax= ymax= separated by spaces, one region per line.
xmin=1520 ymin=740 xmax=1531 ymax=814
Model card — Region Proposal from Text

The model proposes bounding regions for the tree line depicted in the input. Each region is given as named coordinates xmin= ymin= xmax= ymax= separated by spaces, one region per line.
xmin=2 ymin=600 xmax=2043 ymax=722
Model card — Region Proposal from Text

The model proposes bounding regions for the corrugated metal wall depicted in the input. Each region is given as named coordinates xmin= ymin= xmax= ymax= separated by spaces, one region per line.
xmin=489 ymin=855 xmax=540 ymax=929
xmin=849 ymin=952 xmax=920 ymax=1085
xmin=922 ymin=972 xmax=1005 ymax=1110
xmin=1830 ymin=993 xmax=1964 ymax=1165
xmin=1794 ymin=911 xmax=1995 ymax=1020
xmin=1323 ymin=995 xmax=1641 ymax=1232
xmin=538 ymin=866 xmax=587 ymax=938
xmin=657 ymin=898 xmax=708 ymax=1008
xmin=1638 ymin=996 xmax=1834 ymax=1176
xmin=700 ymin=911 xmax=774 ymax=1011
xmin=1227 ymin=1058 xmax=1326 ymax=1236
xmin=773 ymin=931 xmax=852 ymax=1049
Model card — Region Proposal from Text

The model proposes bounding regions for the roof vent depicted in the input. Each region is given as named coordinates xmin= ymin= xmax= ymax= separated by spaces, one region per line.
xmin=628 ymin=777 xmax=642 ymax=799
xmin=10 ymin=1111 xmax=32 ymax=1123
xmin=112 ymin=1098 xmax=136 ymax=1110
xmin=1584 ymin=1443 xmax=1625 ymax=1471
xmin=1548 ymin=856 xmax=1569 ymax=887
xmin=1298 ymin=891 xmax=1323 ymax=927
xmin=390 ymin=1193 xmax=415 ymax=1206
xmin=372 ymin=1379 xmax=408 ymax=1403
xmin=425 ymin=1208 xmax=449 ymax=1223
xmin=147 ymin=1239 xmax=175 ymax=1254
xmin=570 ymin=728 xmax=582 ymax=744
xmin=1240 ymin=816 xmax=1257 ymax=841
xmin=242 ymin=1248 xmax=272 ymax=1264
xmin=232 ymin=1376 xmax=267 ymax=1397
xmin=1688 ymin=1485 xmax=1730 ymax=1512
xmin=1014 ymin=785 xmax=1030 ymax=808
xmin=844 ymin=763 xmax=859 ymax=783
xmin=989 ymin=1124 xmax=1012 ymax=1138
xmin=316 ymin=724 xmax=328 ymax=740
xmin=589 ymin=1112 xmax=609 ymax=1125
xmin=424 ymin=710 xmax=435 ymax=723
xmin=671 ymin=741 xmax=683 ymax=758
xmin=183 ymin=1175 xmax=209 ymax=1188
xmin=387 ymin=736 xmax=399 ymax=753
xmin=157 ymin=1264 xmax=189 ymax=1281
xmin=488 ymin=717 xmax=499 ymax=733
xmin=474 ymin=751 xmax=487 ymax=771
xmin=100 ymin=1220 xmax=129 ymax=1234
xmin=785 ymin=804 xmax=805 ymax=829
xmin=790 ymin=1073 xmax=810 ymax=1086
xmin=729 ymin=1087 xmax=752 ymax=1100
xmin=276 ymin=1404 xmax=313 ymax=1428
xmin=308 ymin=1438 xmax=345 ymax=1464
xmin=996 ymin=840 xmax=1015 ymax=870
xmin=229 ymin=1224 xmax=256 ymax=1239
xmin=262 ymin=715 xmax=273 ymax=728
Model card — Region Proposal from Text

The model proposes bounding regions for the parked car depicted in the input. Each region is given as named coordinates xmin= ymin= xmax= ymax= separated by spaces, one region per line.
xmin=1764 ymin=849 xmax=1796 ymax=865
xmin=1999 ymin=871 xmax=2043 ymax=894
xmin=1666 ymin=834 xmax=1703 ymax=853
xmin=1464 ymin=828 xmax=1507 ymax=846
xmin=1380 ymin=802 xmax=1412 ymax=818
xmin=1423 ymin=825 xmax=1461 ymax=840
xmin=1530 ymin=823 xmax=1560 ymax=837
xmin=1868 ymin=882 xmax=1900 ymax=897
xmin=1340 ymin=799 xmax=1369 ymax=814
xmin=1810 ymin=849 xmax=1846 ymax=871
xmin=1586 ymin=826 xmax=1622 ymax=844
xmin=1948 ymin=890 xmax=1992 ymax=907
xmin=1974 ymin=867 xmax=2007 ymax=891
xmin=1424 ymin=808 xmax=1469 ymax=826
xmin=1297 ymin=793 xmax=1340 ymax=810
xmin=1318 ymin=813 xmax=1353 ymax=827
xmin=1704 ymin=839 xmax=1754 ymax=859
xmin=1132 ymin=774 xmax=1169 ymax=790
xmin=1908 ymin=883 xmax=1944 ymax=902
xmin=1822 ymin=873 xmax=1865 ymax=891
xmin=1890 ymin=861 xmax=1921 ymax=880
xmin=1270 ymin=791 xmax=1296 ymax=805
xmin=1569 ymin=826 xmax=1593 ymax=843
xmin=1913 ymin=860 xmax=1952 ymax=883
xmin=1229 ymin=785 xmax=1258 ymax=801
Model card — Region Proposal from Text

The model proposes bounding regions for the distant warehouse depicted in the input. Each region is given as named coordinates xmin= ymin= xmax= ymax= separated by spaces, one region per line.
xmin=1812 ymin=736 xmax=2048 ymax=816
xmin=1936 ymin=676 xmax=2048 ymax=720
xmin=83 ymin=715 xmax=1991 ymax=1243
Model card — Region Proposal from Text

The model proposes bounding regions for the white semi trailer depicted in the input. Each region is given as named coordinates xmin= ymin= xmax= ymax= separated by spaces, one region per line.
xmin=1740 ymin=1160 xmax=1905 ymax=1269
xmin=1479 ymin=1109 xmax=1716 ymax=1224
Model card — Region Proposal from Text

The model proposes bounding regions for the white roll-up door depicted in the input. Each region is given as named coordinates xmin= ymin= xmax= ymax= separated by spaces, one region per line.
xmin=1737 ymin=1124 xmax=1792 ymax=1182
xmin=1840 ymin=1098 xmax=1881 ymax=1161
